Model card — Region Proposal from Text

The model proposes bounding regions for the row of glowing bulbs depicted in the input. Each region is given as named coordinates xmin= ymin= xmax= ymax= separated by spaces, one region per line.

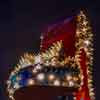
xmin=13 ymin=71 xmax=81 ymax=90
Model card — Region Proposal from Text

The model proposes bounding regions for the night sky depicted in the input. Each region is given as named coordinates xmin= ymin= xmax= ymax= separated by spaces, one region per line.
xmin=0 ymin=0 xmax=99 ymax=100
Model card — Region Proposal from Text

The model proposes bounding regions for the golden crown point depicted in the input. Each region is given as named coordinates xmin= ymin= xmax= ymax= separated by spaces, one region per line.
xmin=89 ymin=92 xmax=95 ymax=96
xmin=89 ymin=88 xmax=94 ymax=93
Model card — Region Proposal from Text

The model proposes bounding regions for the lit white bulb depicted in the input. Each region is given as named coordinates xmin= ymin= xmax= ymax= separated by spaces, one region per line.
xmin=82 ymin=28 xmax=87 ymax=32
xmin=65 ymin=74 xmax=72 ymax=81
xmin=83 ymin=21 xmax=88 ymax=25
xmin=69 ymin=81 xmax=74 ymax=87
xmin=37 ymin=73 xmax=45 ymax=81
xmin=48 ymin=74 xmax=55 ymax=81
xmin=73 ymin=76 xmax=79 ymax=81
xmin=32 ymin=69 xmax=38 ymax=74
xmin=53 ymin=80 xmax=60 ymax=86
xmin=84 ymin=40 xmax=90 ymax=46
xmin=14 ymin=83 xmax=20 ymax=89
xmin=40 ymin=35 xmax=44 ymax=39
xmin=35 ymin=64 xmax=42 ymax=70
xmin=9 ymin=95 xmax=14 ymax=100
xmin=11 ymin=71 xmax=15 ymax=76
xmin=7 ymin=80 xmax=11 ymax=85
xmin=35 ymin=55 xmax=42 ymax=64
xmin=28 ymin=79 xmax=35 ymax=85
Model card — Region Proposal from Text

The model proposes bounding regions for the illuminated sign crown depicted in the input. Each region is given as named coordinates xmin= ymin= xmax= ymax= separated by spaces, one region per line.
xmin=7 ymin=11 xmax=95 ymax=100
xmin=7 ymin=40 xmax=83 ymax=100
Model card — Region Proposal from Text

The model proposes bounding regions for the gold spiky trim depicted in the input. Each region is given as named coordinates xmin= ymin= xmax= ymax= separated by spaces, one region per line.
xmin=9 ymin=53 xmax=35 ymax=79
xmin=41 ymin=40 xmax=63 ymax=60
xmin=9 ymin=40 xmax=78 ymax=79
xmin=7 ymin=53 xmax=36 ymax=100
xmin=75 ymin=10 xmax=95 ymax=100
xmin=19 ymin=53 xmax=35 ymax=67
xmin=41 ymin=40 xmax=79 ymax=67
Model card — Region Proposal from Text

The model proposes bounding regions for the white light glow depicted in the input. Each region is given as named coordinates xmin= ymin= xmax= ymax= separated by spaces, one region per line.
xmin=65 ymin=74 xmax=72 ymax=81
xmin=37 ymin=73 xmax=45 ymax=81
xmin=28 ymin=79 xmax=35 ymax=85
xmin=35 ymin=64 xmax=42 ymax=70
xmin=69 ymin=81 xmax=74 ymax=87
xmin=53 ymin=80 xmax=60 ymax=86
xmin=13 ymin=83 xmax=20 ymax=89
xmin=35 ymin=55 xmax=42 ymax=64
xmin=48 ymin=74 xmax=55 ymax=81
xmin=84 ymin=40 xmax=90 ymax=46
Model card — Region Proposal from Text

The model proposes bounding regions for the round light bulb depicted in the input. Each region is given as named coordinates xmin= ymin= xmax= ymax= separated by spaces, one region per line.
xmin=65 ymin=74 xmax=72 ymax=81
xmin=37 ymin=73 xmax=45 ymax=81
xmin=28 ymin=79 xmax=35 ymax=85
xmin=35 ymin=55 xmax=42 ymax=64
xmin=48 ymin=74 xmax=55 ymax=81
xmin=53 ymin=79 xmax=60 ymax=86
xmin=32 ymin=69 xmax=38 ymax=74
xmin=36 ymin=64 xmax=42 ymax=70
xmin=73 ymin=76 xmax=79 ymax=81
xmin=69 ymin=81 xmax=74 ymax=87
xmin=84 ymin=40 xmax=90 ymax=46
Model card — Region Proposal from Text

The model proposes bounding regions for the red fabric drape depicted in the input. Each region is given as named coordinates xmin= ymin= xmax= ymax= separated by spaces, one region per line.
xmin=41 ymin=17 xmax=76 ymax=57
xmin=75 ymin=49 xmax=91 ymax=100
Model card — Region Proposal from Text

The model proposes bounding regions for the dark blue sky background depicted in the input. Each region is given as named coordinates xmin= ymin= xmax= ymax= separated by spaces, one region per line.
xmin=0 ymin=0 xmax=99 ymax=100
